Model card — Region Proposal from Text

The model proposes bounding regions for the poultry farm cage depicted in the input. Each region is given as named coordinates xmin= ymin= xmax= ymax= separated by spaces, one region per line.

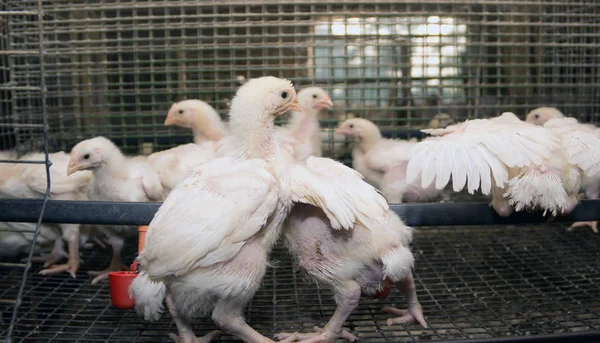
xmin=1 ymin=0 xmax=600 ymax=342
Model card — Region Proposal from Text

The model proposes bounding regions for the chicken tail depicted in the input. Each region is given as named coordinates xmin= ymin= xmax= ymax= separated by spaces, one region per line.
xmin=381 ymin=245 xmax=415 ymax=283
xmin=129 ymin=271 xmax=166 ymax=321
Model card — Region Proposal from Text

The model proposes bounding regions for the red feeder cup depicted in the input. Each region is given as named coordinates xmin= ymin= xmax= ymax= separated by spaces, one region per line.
xmin=108 ymin=225 xmax=148 ymax=309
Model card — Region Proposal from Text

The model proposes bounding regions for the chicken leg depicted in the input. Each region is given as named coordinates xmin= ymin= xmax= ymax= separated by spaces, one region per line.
xmin=88 ymin=234 xmax=128 ymax=284
xmin=165 ymin=292 xmax=221 ymax=343
xmin=213 ymin=299 xmax=310 ymax=343
xmin=381 ymin=273 xmax=427 ymax=328
xmin=27 ymin=238 xmax=68 ymax=267
xmin=275 ymin=281 xmax=361 ymax=342
xmin=39 ymin=224 xmax=82 ymax=278
xmin=568 ymin=189 xmax=598 ymax=233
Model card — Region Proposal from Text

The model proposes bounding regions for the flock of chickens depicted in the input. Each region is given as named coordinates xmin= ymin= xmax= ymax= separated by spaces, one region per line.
xmin=1 ymin=76 xmax=599 ymax=343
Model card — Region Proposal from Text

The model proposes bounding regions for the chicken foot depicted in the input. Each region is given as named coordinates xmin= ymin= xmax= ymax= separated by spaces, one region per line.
xmin=39 ymin=235 xmax=81 ymax=278
xmin=213 ymin=298 xmax=308 ymax=343
xmin=88 ymin=235 xmax=128 ymax=284
xmin=381 ymin=272 xmax=427 ymax=328
xmin=26 ymin=238 xmax=68 ymax=267
xmin=568 ymin=221 xmax=598 ymax=233
xmin=165 ymin=292 xmax=221 ymax=343
xmin=275 ymin=281 xmax=361 ymax=342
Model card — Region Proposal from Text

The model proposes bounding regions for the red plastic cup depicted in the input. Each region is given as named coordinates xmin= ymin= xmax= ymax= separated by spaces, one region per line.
xmin=108 ymin=271 xmax=137 ymax=309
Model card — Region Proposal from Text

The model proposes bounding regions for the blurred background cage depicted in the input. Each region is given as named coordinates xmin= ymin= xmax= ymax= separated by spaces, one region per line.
xmin=1 ymin=0 xmax=600 ymax=342
xmin=1 ymin=0 xmax=599 ymax=155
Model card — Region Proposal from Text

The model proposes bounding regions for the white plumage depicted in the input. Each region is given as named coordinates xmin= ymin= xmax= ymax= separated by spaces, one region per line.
xmin=68 ymin=136 xmax=164 ymax=283
xmin=406 ymin=112 xmax=600 ymax=217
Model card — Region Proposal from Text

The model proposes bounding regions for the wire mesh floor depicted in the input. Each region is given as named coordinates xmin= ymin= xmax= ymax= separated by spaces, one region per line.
xmin=1 ymin=224 xmax=600 ymax=342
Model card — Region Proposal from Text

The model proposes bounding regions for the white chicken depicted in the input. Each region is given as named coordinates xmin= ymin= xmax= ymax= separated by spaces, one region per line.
xmin=406 ymin=112 xmax=600 ymax=218
xmin=164 ymin=98 xmax=299 ymax=162
xmin=131 ymin=77 xmax=307 ymax=343
xmin=276 ymin=157 xmax=427 ymax=342
xmin=335 ymin=118 xmax=440 ymax=203
xmin=525 ymin=107 xmax=599 ymax=232
xmin=67 ymin=136 xmax=164 ymax=283
xmin=0 ymin=150 xmax=92 ymax=278
xmin=524 ymin=106 xmax=564 ymax=126
xmin=282 ymin=87 xmax=333 ymax=161
xmin=147 ymin=143 xmax=216 ymax=197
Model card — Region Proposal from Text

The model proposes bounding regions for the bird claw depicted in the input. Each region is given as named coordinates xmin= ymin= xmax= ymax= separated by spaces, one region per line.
xmin=168 ymin=330 xmax=221 ymax=343
xmin=275 ymin=326 xmax=355 ymax=342
xmin=88 ymin=263 xmax=129 ymax=284
xmin=567 ymin=221 xmax=598 ymax=233
xmin=39 ymin=256 xmax=81 ymax=279
xmin=24 ymin=250 xmax=68 ymax=267
xmin=382 ymin=305 xmax=428 ymax=328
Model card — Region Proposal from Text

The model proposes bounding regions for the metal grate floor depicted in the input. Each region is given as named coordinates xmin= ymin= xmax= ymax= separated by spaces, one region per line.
xmin=1 ymin=224 xmax=600 ymax=342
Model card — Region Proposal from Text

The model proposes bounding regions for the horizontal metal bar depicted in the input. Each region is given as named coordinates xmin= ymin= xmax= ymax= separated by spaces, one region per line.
xmin=0 ymin=160 xmax=48 ymax=165
xmin=0 ymin=199 xmax=598 ymax=227
xmin=0 ymin=50 xmax=40 ymax=56
xmin=0 ymin=262 xmax=26 ymax=268
xmin=0 ymin=85 xmax=42 ymax=91
xmin=0 ymin=11 xmax=39 ymax=16
xmin=0 ymin=299 xmax=16 ymax=305
xmin=0 ymin=123 xmax=45 ymax=128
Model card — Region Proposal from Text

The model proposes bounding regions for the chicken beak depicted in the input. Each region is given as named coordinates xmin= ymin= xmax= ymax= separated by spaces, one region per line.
xmin=287 ymin=99 xmax=302 ymax=113
xmin=164 ymin=114 xmax=175 ymax=126
xmin=66 ymin=162 xmax=83 ymax=176
xmin=317 ymin=97 xmax=334 ymax=110
xmin=334 ymin=126 xmax=347 ymax=135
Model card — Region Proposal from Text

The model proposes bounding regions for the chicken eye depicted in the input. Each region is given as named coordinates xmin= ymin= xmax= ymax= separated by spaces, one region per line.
xmin=312 ymin=94 xmax=318 ymax=99
xmin=83 ymin=154 xmax=90 ymax=160
xmin=178 ymin=109 xmax=184 ymax=114
xmin=281 ymin=91 xmax=288 ymax=99
xmin=349 ymin=124 xmax=354 ymax=128
xmin=534 ymin=114 xmax=539 ymax=119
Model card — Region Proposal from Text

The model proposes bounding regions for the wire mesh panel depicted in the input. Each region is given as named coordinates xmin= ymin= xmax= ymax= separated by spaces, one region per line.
xmin=1 ymin=0 xmax=599 ymax=154
xmin=1 ymin=224 xmax=599 ymax=342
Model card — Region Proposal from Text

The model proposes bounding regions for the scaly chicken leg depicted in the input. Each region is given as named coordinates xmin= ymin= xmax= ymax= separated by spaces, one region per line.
xmin=166 ymin=292 xmax=221 ymax=343
xmin=27 ymin=238 xmax=67 ymax=267
xmin=39 ymin=224 xmax=82 ymax=278
xmin=276 ymin=281 xmax=361 ymax=342
xmin=381 ymin=273 xmax=427 ymax=327
xmin=88 ymin=234 xmax=128 ymax=284
xmin=213 ymin=299 xmax=309 ymax=343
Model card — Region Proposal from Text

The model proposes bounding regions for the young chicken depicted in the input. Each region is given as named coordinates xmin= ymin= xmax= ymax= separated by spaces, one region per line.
xmin=165 ymin=99 xmax=228 ymax=144
xmin=406 ymin=112 xmax=600 ymax=217
xmin=131 ymin=77 xmax=307 ymax=343
xmin=164 ymin=98 xmax=299 ymax=162
xmin=276 ymin=157 xmax=427 ymax=343
xmin=68 ymin=136 xmax=164 ymax=283
xmin=0 ymin=151 xmax=92 ymax=278
xmin=335 ymin=118 xmax=440 ymax=203
xmin=524 ymin=106 xmax=564 ymax=126
xmin=283 ymin=87 xmax=333 ymax=161
xmin=147 ymin=143 xmax=216 ymax=197
xmin=524 ymin=108 xmax=599 ymax=232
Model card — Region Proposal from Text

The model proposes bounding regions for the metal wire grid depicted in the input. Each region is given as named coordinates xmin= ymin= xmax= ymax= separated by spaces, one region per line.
xmin=0 ymin=1 xmax=52 ymax=342
xmin=0 ymin=0 xmax=598 ymax=154
xmin=0 ymin=224 xmax=598 ymax=342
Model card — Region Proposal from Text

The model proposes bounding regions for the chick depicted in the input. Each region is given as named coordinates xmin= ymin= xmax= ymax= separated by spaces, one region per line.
xmin=130 ymin=77 xmax=309 ymax=343
xmin=165 ymin=99 xmax=228 ymax=144
xmin=0 ymin=150 xmax=92 ymax=277
xmin=283 ymin=87 xmax=333 ymax=161
xmin=336 ymin=118 xmax=439 ymax=203
xmin=68 ymin=136 xmax=164 ymax=283
xmin=276 ymin=157 xmax=426 ymax=342
xmin=524 ymin=106 xmax=564 ymax=126
xmin=407 ymin=112 xmax=600 ymax=218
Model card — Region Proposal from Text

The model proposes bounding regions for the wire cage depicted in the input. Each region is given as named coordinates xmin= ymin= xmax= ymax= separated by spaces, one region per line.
xmin=1 ymin=0 xmax=600 ymax=342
